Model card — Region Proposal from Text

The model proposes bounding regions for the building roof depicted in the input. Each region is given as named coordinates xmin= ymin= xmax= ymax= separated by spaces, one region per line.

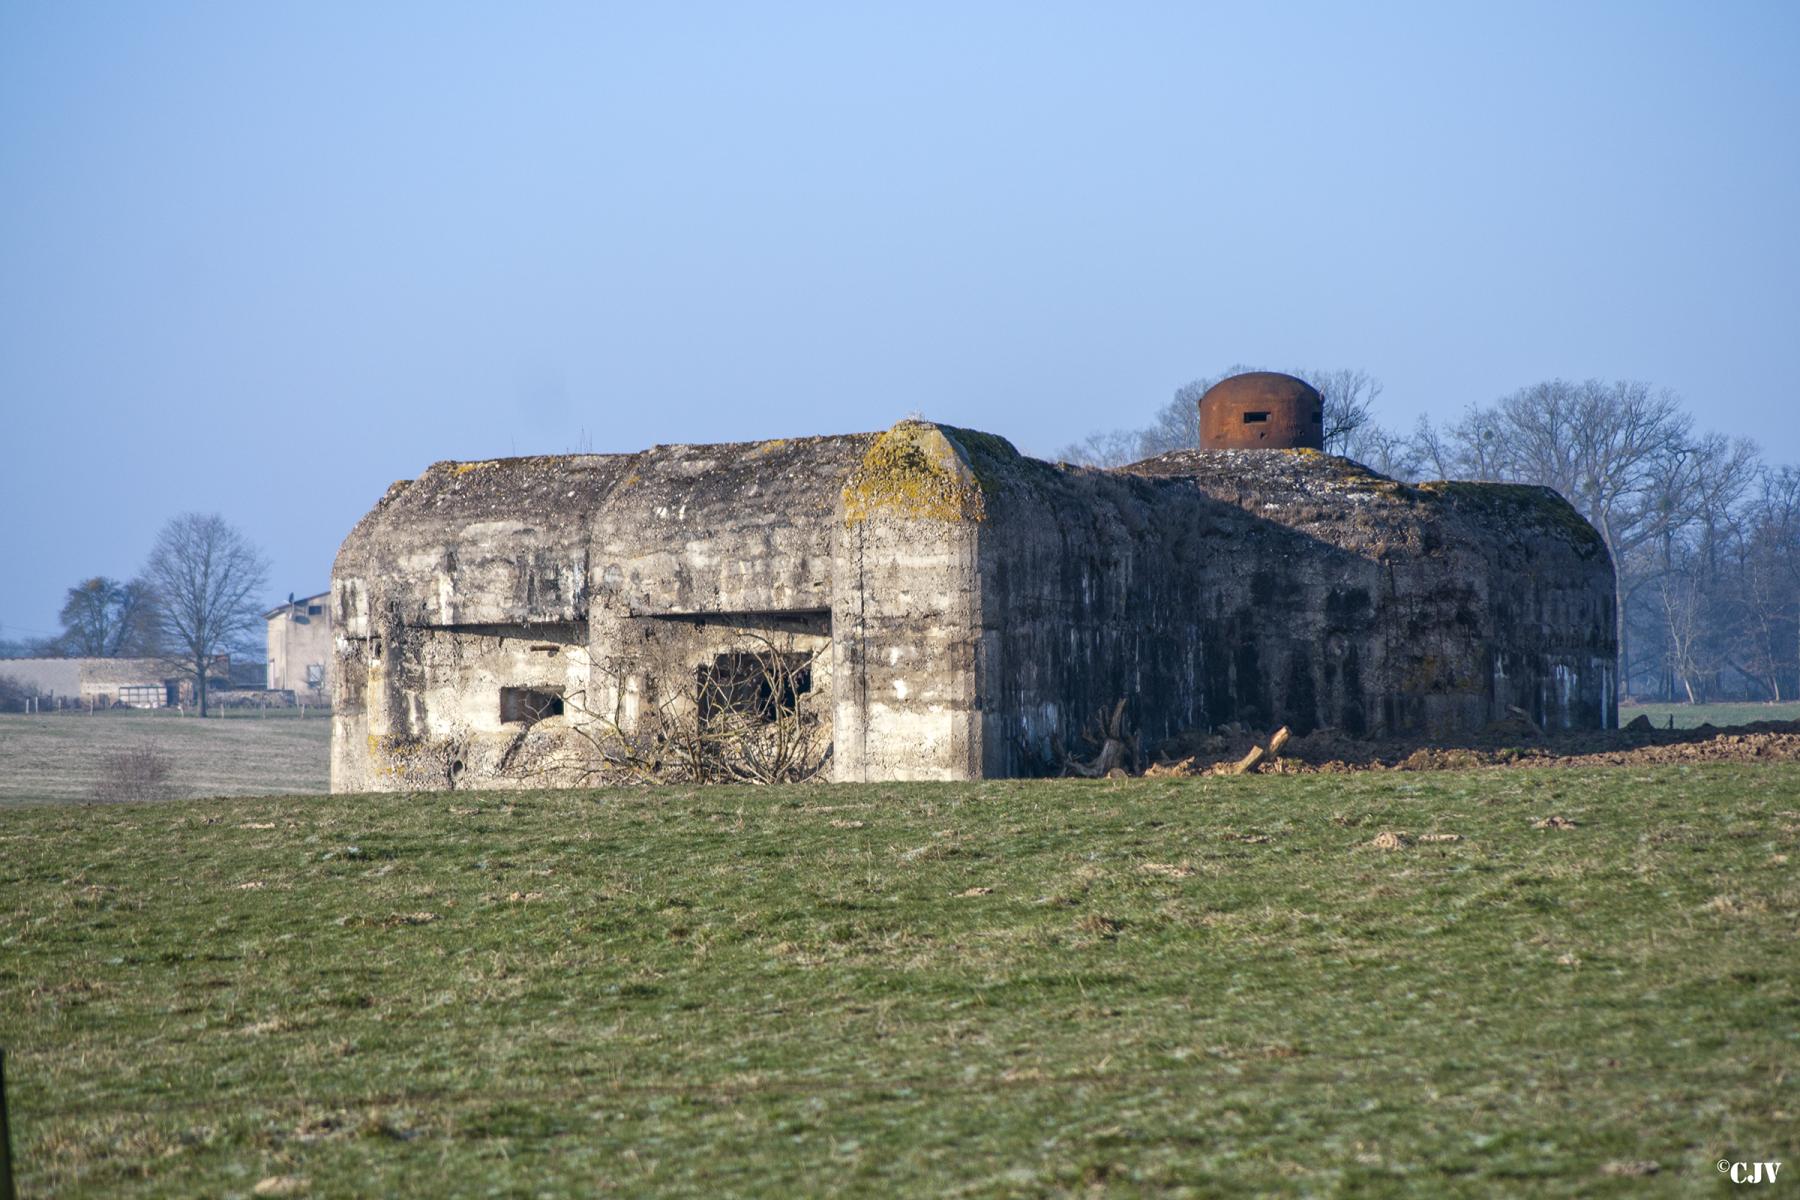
xmin=334 ymin=435 xmax=877 ymax=628
xmin=264 ymin=592 xmax=331 ymax=621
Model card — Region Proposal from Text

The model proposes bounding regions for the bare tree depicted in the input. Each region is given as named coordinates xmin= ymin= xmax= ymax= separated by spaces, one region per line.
xmin=1416 ymin=381 xmax=1688 ymax=688
xmin=1485 ymin=380 xmax=1695 ymax=571
xmin=1146 ymin=379 xmax=1208 ymax=456
xmin=1342 ymin=422 xmax=1423 ymax=480
xmin=1408 ymin=379 xmax=1794 ymax=702
xmin=1052 ymin=428 xmax=1146 ymax=468
xmin=143 ymin=514 xmax=269 ymax=717
xmin=1648 ymin=543 xmax=1712 ymax=703
xmin=0 ymin=634 xmax=61 ymax=658
xmin=1140 ymin=366 xmax=1259 ymax=457
xmin=57 ymin=576 xmax=159 ymax=657
xmin=1413 ymin=403 xmax=1526 ymax=484
xmin=1298 ymin=367 xmax=1381 ymax=454
xmin=1725 ymin=466 xmax=1800 ymax=700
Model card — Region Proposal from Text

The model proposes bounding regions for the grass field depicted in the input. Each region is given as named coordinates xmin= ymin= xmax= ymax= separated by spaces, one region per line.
xmin=0 ymin=710 xmax=330 ymax=805
xmin=1620 ymin=700 xmax=1800 ymax=730
xmin=2 ymin=766 xmax=1794 ymax=1196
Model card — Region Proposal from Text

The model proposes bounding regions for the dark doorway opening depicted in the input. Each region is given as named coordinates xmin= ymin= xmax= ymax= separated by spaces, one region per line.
xmin=501 ymin=686 xmax=564 ymax=724
xmin=697 ymin=652 xmax=812 ymax=723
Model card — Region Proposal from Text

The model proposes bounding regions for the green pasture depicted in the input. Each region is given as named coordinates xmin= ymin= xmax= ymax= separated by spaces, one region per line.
xmin=2 ymin=766 xmax=1794 ymax=1196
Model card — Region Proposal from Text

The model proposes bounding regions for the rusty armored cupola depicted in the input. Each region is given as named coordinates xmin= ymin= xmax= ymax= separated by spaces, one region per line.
xmin=1198 ymin=371 xmax=1325 ymax=450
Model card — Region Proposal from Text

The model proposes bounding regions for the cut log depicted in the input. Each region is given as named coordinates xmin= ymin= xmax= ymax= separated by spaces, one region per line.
xmin=1228 ymin=745 xmax=1266 ymax=776
xmin=1224 ymin=727 xmax=1290 ymax=776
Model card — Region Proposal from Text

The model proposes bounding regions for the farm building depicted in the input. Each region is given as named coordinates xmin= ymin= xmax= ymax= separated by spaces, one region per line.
xmin=0 ymin=656 xmax=218 ymax=708
xmin=329 ymin=374 xmax=1618 ymax=791
xmin=265 ymin=591 xmax=332 ymax=700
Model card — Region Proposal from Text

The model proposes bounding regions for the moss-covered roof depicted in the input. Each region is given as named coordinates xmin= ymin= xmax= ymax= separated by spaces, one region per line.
xmin=1122 ymin=449 xmax=1606 ymax=555
xmin=334 ymin=426 xmax=1611 ymax=620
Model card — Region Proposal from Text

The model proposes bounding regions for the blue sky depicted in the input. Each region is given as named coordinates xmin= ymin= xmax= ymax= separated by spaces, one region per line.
xmin=2 ymin=1 xmax=1797 ymax=642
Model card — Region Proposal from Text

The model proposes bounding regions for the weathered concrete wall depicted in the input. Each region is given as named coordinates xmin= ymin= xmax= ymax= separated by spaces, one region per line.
xmin=958 ymin=442 xmax=1616 ymax=775
xmin=830 ymin=423 xmax=985 ymax=781
xmin=331 ymin=453 xmax=634 ymax=792
xmin=331 ymin=438 xmax=872 ymax=791
xmin=331 ymin=423 xmax=1617 ymax=791
xmin=582 ymin=435 xmax=869 ymax=747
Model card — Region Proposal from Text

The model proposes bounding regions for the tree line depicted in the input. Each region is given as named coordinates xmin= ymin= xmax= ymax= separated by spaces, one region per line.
xmin=1057 ymin=370 xmax=1800 ymax=704
xmin=0 ymin=513 xmax=271 ymax=716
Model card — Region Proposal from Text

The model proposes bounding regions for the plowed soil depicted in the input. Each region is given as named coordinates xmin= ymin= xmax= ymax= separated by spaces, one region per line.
xmin=1154 ymin=718 xmax=1800 ymax=775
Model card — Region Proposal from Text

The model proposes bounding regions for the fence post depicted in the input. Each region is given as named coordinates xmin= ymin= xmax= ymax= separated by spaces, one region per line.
xmin=2 ymin=1046 xmax=16 ymax=1200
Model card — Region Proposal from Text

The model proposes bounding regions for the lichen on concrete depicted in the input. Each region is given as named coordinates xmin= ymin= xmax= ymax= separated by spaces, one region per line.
xmin=842 ymin=421 xmax=987 ymax=526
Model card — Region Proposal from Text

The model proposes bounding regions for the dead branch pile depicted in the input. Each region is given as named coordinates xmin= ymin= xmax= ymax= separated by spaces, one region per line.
xmin=1058 ymin=699 xmax=1141 ymax=777
xmin=528 ymin=634 xmax=832 ymax=787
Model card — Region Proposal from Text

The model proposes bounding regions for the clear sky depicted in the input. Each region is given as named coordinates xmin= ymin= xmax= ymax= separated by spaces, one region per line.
xmin=2 ymin=1 xmax=1797 ymax=642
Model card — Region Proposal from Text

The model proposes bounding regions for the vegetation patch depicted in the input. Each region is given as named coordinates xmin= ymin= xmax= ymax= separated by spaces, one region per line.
xmin=2 ymin=765 xmax=1794 ymax=1195
xmin=1417 ymin=480 xmax=1607 ymax=552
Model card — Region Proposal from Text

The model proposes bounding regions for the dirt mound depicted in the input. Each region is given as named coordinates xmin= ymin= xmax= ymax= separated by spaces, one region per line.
xmin=1144 ymin=719 xmax=1800 ymax=775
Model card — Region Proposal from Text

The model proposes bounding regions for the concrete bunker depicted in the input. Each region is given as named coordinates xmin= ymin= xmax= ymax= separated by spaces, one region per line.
xmin=331 ymin=404 xmax=1617 ymax=790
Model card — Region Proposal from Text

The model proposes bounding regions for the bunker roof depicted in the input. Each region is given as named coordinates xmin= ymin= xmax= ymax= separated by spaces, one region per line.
xmin=334 ymin=420 xmax=1606 ymax=627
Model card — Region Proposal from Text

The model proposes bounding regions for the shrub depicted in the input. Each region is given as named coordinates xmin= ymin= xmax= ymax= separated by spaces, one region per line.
xmin=91 ymin=742 xmax=179 ymax=803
